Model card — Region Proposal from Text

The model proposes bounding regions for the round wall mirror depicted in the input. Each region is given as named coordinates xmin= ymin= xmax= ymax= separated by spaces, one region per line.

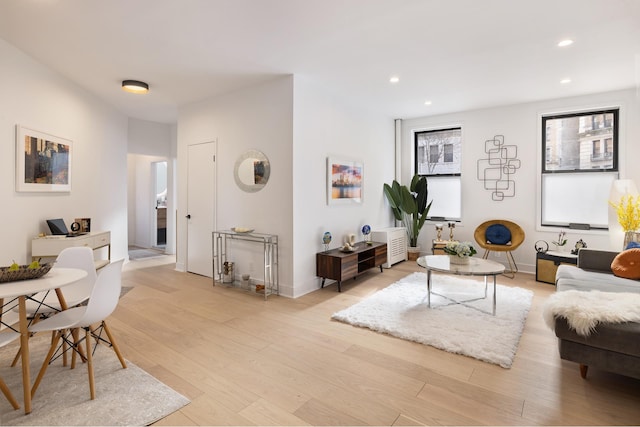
xmin=234 ymin=150 xmax=270 ymax=193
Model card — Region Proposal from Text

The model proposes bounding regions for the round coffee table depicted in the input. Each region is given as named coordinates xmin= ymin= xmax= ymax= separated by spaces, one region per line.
xmin=417 ymin=255 xmax=505 ymax=315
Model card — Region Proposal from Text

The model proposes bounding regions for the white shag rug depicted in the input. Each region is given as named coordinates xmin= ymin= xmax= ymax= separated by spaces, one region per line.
xmin=542 ymin=289 xmax=640 ymax=336
xmin=331 ymin=272 xmax=533 ymax=368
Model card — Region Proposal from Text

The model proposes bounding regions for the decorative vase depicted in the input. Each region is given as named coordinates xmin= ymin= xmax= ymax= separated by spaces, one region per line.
xmin=623 ymin=231 xmax=640 ymax=250
xmin=449 ymin=255 xmax=469 ymax=265
xmin=553 ymin=244 xmax=566 ymax=253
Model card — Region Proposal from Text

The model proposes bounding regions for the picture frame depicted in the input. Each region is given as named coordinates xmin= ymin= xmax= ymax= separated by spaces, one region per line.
xmin=327 ymin=157 xmax=363 ymax=205
xmin=15 ymin=125 xmax=72 ymax=192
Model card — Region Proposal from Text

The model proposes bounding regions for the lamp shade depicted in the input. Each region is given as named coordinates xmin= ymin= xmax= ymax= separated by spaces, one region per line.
xmin=608 ymin=179 xmax=638 ymax=249
xmin=121 ymin=80 xmax=149 ymax=94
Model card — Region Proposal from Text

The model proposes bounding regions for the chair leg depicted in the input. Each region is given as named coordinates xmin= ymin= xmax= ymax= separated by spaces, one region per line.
xmin=85 ymin=328 xmax=95 ymax=400
xmin=31 ymin=331 xmax=62 ymax=399
xmin=503 ymin=251 xmax=519 ymax=279
xmin=101 ymin=321 xmax=127 ymax=369
xmin=482 ymin=250 xmax=491 ymax=260
xmin=0 ymin=376 xmax=20 ymax=410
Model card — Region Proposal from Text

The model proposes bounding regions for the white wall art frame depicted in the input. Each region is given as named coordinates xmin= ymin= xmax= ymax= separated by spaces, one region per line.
xmin=16 ymin=125 xmax=72 ymax=192
xmin=326 ymin=157 xmax=363 ymax=205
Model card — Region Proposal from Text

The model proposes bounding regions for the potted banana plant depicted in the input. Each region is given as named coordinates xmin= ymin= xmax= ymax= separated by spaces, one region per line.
xmin=383 ymin=175 xmax=433 ymax=260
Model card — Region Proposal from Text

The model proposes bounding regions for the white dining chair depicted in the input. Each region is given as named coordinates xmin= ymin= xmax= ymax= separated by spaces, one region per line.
xmin=28 ymin=259 xmax=127 ymax=400
xmin=25 ymin=246 xmax=98 ymax=314
xmin=11 ymin=246 xmax=98 ymax=367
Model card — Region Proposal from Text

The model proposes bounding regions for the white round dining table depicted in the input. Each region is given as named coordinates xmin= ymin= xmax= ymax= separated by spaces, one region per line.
xmin=0 ymin=267 xmax=87 ymax=414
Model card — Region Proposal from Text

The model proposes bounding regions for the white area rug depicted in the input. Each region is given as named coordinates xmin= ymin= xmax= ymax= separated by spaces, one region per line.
xmin=332 ymin=272 xmax=533 ymax=368
xmin=0 ymin=335 xmax=189 ymax=426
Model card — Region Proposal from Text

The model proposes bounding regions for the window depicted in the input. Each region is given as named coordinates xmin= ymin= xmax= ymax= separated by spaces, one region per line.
xmin=541 ymin=108 xmax=619 ymax=229
xmin=415 ymin=127 xmax=462 ymax=221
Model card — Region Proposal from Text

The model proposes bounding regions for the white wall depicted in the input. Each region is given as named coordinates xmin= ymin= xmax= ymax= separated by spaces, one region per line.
xmin=292 ymin=75 xmax=395 ymax=297
xmin=0 ymin=37 xmax=128 ymax=265
xmin=177 ymin=76 xmax=294 ymax=293
xmin=127 ymin=118 xmax=176 ymax=253
xmin=401 ymin=88 xmax=640 ymax=274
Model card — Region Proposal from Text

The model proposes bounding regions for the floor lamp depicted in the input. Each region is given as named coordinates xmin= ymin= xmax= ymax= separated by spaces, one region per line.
xmin=608 ymin=179 xmax=638 ymax=250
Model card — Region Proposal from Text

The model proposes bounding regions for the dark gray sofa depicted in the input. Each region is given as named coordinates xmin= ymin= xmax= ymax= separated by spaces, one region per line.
xmin=552 ymin=248 xmax=640 ymax=379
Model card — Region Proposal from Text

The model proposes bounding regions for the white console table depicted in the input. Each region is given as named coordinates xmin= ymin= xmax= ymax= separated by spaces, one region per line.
xmin=212 ymin=230 xmax=279 ymax=300
xmin=31 ymin=231 xmax=111 ymax=270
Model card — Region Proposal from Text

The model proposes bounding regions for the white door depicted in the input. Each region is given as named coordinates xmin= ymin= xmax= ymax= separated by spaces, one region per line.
xmin=187 ymin=141 xmax=216 ymax=277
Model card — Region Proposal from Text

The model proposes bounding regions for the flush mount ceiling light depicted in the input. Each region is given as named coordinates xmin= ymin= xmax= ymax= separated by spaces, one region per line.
xmin=424 ymin=100 xmax=432 ymax=106
xmin=121 ymin=80 xmax=149 ymax=94
xmin=558 ymin=39 xmax=574 ymax=47
xmin=560 ymin=78 xmax=572 ymax=84
xmin=389 ymin=76 xmax=400 ymax=84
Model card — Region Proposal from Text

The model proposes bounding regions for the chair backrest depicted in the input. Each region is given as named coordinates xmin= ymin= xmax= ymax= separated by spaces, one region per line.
xmin=76 ymin=259 xmax=124 ymax=327
xmin=55 ymin=246 xmax=98 ymax=305
xmin=474 ymin=219 xmax=526 ymax=250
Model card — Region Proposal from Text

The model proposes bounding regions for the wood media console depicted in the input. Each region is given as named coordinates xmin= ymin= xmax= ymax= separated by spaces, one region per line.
xmin=316 ymin=241 xmax=387 ymax=292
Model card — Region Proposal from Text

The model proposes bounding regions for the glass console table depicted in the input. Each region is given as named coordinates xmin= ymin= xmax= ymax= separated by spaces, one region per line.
xmin=212 ymin=230 xmax=279 ymax=300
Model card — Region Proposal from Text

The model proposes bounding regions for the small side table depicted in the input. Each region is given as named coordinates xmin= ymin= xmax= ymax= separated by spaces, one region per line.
xmin=536 ymin=250 xmax=577 ymax=284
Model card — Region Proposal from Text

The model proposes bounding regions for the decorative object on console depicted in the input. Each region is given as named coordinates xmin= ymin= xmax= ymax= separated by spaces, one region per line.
xmin=16 ymin=125 xmax=72 ymax=193
xmin=435 ymin=223 xmax=443 ymax=241
xmin=322 ymin=231 xmax=332 ymax=252
xmin=327 ymin=157 xmax=363 ymax=205
xmin=534 ymin=240 xmax=549 ymax=254
xmin=609 ymin=193 xmax=640 ymax=250
xmin=571 ymin=239 xmax=587 ymax=255
xmin=476 ymin=134 xmax=521 ymax=201
xmin=448 ymin=222 xmax=455 ymax=241
xmin=608 ymin=180 xmax=639 ymax=250
xmin=361 ymin=224 xmax=371 ymax=244
xmin=552 ymin=230 xmax=568 ymax=252
xmin=383 ymin=175 xmax=433 ymax=261
xmin=443 ymin=241 xmax=477 ymax=264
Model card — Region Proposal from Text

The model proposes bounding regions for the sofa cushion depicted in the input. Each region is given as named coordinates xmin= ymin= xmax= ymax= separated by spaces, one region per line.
xmin=555 ymin=264 xmax=640 ymax=293
xmin=611 ymin=248 xmax=640 ymax=280
xmin=485 ymin=224 xmax=511 ymax=245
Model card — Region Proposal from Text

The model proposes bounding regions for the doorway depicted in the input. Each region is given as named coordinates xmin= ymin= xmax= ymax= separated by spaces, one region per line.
xmin=153 ymin=161 xmax=168 ymax=249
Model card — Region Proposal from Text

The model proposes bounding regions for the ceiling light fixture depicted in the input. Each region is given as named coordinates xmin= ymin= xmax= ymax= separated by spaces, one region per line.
xmin=558 ymin=39 xmax=574 ymax=47
xmin=424 ymin=100 xmax=432 ymax=106
xmin=560 ymin=78 xmax=572 ymax=84
xmin=121 ymin=80 xmax=149 ymax=94
xmin=389 ymin=76 xmax=400 ymax=84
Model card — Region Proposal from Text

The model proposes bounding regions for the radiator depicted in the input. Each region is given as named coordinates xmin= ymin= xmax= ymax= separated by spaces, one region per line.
xmin=371 ymin=227 xmax=407 ymax=268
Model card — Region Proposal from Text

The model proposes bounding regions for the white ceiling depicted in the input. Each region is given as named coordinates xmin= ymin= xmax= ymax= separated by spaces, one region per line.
xmin=1 ymin=0 xmax=638 ymax=124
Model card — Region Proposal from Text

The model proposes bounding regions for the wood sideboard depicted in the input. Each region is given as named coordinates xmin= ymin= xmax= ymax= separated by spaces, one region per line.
xmin=316 ymin=241 xmax=387 ymax=292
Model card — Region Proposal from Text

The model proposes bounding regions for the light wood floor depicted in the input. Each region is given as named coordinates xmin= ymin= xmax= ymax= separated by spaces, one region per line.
xmin=115 ymin=256 xmax=640 ymax=426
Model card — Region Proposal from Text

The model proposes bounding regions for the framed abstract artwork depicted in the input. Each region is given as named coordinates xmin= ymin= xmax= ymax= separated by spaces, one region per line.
xmin=15 ymin=125 xmax=72 ymax=192
xmin=327 ymin=157 xmax=363 ymax=205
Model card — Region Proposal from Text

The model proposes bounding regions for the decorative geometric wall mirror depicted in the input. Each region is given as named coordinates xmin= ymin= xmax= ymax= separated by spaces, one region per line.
xmin=234 ymin=150 xmax=270 ymax=193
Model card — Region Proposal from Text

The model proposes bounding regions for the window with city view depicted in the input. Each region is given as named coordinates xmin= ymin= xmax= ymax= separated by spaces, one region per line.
xmin=415 ymin=127 xmax=462 ymax=221
xmin=541 ymin=109 xmax=619 ymax=229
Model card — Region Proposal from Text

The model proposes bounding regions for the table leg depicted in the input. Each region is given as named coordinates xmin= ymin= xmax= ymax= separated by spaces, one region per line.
xmin=427 ymin=269 xmax=432 ymax=308
xmin=18 ymin=296 xmax=31 ymax=414
xmin=492 ymin=275 xmax=497 ymax=316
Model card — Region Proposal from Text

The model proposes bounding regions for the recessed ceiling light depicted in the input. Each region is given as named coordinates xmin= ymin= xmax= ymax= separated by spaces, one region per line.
xmin=424 ymin=100 xmax=432 ymax=106
xmin=560 ymin=78 xmax=572 ymax=84
xmin=389 ymin=76 xmax=399 ymax=84
xmin=122 ymin=80 xmax=149 ymax=94
xmin=558 ymin=39 xmax=574 ymax=47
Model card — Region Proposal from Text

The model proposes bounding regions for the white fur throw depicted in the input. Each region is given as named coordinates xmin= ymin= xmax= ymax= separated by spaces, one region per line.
xmin=543 ymin=290 xmax=640 ymax=336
